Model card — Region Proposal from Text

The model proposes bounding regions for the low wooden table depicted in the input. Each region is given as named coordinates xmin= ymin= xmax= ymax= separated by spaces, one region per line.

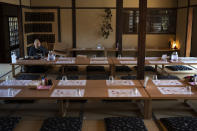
xmin=11 ymin=57 xmax=114 ymax=77
xmin=111 ymin=57 xmax=197 ymax=74
xmin=0 ymin=80 xmax=151 ymax=119
xmin=144 ymin=80 xmax=197 ymax=99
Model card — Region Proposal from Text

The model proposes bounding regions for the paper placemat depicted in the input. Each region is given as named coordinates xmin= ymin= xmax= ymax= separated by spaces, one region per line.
xmin=0 ymin=80 xmax=41 ymax=86
xmin=51 ymin=89 xmax=85 ymax=97
xmin=117 ymin=57 xmax=136 ymax=60
xmin=188 ymin=82 xmax=197 ymax=86
xmin=179 ymin=57 xmax=197 ymax=60
xmin=152 ymin=80 xmax=183 ymax=86
xmin=157 ymin=87 xmax=193 ymax=95
xmin=58 ymin=80 xmax=86 ymax=86
xmin=120 ymin=61 xmax=137 ymax=64
xmin=90 ymin=57 xmax=107 ymax=61
xmin=58 ymin=57 xmax=75 ymax=60
xmin=145 ymin=57 xmax=160 ymax=60
xmin=90 ymin=61 xmax=108 ymax=64
xmin=148 ymin=61 xmax=169 ymax=64
xmin=56 ymin=61 xmax=75 ymax=64
xmin=181 ymin=60 xmax=197 ymax=64
xmin=108 ymin=89 xmax=141 ymax=97
xmin=106 ymin=80 xmax=135 ymax=86
xmin=0 ymin=89 xmax=21 ymax=97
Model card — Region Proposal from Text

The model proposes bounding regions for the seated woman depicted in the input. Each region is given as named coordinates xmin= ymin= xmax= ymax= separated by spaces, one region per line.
xmin=29 ymin=39 xmax=48 ymax=57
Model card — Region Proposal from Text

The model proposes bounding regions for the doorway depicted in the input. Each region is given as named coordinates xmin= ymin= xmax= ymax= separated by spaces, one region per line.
xmin=0 ymin=3 xmax=21 ymax=63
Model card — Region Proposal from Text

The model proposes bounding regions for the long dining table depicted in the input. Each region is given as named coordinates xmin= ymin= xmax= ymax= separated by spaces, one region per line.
xmin=11 ymin=57 xmax=113 ymax=77
xmin=111 ymin=57 xmax=197 ymax=74
xmin=0 ymin=80 xmax=151 ymax=119
xmin=11 ymin=57 xmax=197 ymax=77
xmin=1 ymin=79 xmax=197 ymax=119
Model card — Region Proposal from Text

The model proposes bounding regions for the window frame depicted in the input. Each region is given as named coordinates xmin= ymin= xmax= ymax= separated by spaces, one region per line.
xmin=122 ymin=8 xmax=177 ymax=35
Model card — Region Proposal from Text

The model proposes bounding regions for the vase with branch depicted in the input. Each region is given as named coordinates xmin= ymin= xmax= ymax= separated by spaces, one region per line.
xmin=101 ymin=9 xmax=113 ymax=39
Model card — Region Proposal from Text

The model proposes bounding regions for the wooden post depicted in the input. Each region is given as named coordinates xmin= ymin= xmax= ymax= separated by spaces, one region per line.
xmin=72 ymin=0 xmax=76 ymax=57
xmin=185 ymin=8 xmax=193 ymax=57
xmin=18 ymin=0 xmax=24 ymax=57
xmin=110 ymin=64 xmax=115 ymax=77
xmin=116 ymin=0 xmax=123 ymax=55
xmin=137 ymin=0 xmax=147 ymax=80
xmin=12 ymin=65 xmax=16 ymax=77
xmin=57 ymin=8 xmax=61 ymax=42
xmin=144 ymin=100 xmax=152 ymax=119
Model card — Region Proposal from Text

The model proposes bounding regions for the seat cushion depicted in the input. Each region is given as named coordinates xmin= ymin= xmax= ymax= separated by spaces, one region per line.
xmin=86 ymin=66 xmax=105 ymax=72
xmin=26 ymin=66 xmax=48 ymax=73
xmin=4 ymin=100 xmax=35 ymax=104
xmin=115 ymin=66 xmax=132 ymax=72
xmin=134 ymin=66 xmax=155 ymax=72
xmin=120 ymin=76 xmax=136 ymax=80
xmin=87 ymin=74 xmax=108 ymax=80
xmin=105 ymin=117 xmax=147 ymax=131
xmin=15 ymin=74 xmax=40 ymax=80
xmin=0 ymin=117 xmax=21 ymax=131
xmin=40 ymin=117 xmax=83 ymax=131
xmin=64 ymin=66 xmax=78 ymax=72
xmin=158 ymin=75 xmax=180 ymax=80
xmin=160 ymin=117 xmax=197 ymax=131
xmin=166 ymin=65 xmax=193 ymax=71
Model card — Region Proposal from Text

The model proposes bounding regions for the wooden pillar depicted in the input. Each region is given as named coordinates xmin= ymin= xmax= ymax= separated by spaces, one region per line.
xmin=57 ymin=8 xmax=61 ymax=42
xmin=144 ymin=100 xmax=152 ymax=119
xmin=72 ymin=0 xmax=76 ymax=57
xmin=137 ymin=0 xmax=147 ymax=80
xmin=18 ymin=0 xmax=24 ymax=57
xmin=185 ymin=8 xmax=193 ymax=57
xmin=116 ymin=0 xmax=123 ymax=55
